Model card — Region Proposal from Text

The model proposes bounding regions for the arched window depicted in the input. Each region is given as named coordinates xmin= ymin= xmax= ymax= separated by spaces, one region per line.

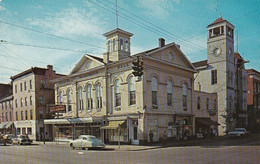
xmin=167 ymin=80 xmax=173 ymax=106
xmin=67 ymin=89 xmax=72 ymax=112
xmin=182 ymin=83 xmax=187 ymax=110
xmin=120 ymin=39 xmax=124 ymax=50
xmin=128 ymin=76 xmax=136 ymax=105
xmin=95 ymin=83 xmax=102 ymax=109
xmin=197 ymin=97 xmax=201 ymax=110
xmin=125 ymin=40 xmax=129 ymax=52
xmin=151 ymin=77 xmax=158 ymax=106
xmin=58 ymin=91 xmax=62 ymax=105
xmin=77 ymin=87 xmax=83 ymax=110
xmin=206 ymin=98 xmax=210 ymax=111
xmin=108 ymin=40 xmax=111 ymax=52
xmin=113 ymin=38 xmax=117 ymax=50
xmin=115 ymin=79 xmax=121 ymax=107
xmin=86 ymin=84 xmax=93 ymax=110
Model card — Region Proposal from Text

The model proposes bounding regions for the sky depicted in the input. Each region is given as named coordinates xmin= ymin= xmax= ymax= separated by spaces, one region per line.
xmin=0 ymin=0 xmax=259 ymax=83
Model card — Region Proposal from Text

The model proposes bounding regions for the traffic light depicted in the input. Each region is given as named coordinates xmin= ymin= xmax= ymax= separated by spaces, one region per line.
xmin=132 ymin=57 xmax=143 ymax=77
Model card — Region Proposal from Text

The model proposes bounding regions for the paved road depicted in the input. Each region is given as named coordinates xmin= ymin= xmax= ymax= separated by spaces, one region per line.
xmin=0 ymin=135 xmax=259 ymax=164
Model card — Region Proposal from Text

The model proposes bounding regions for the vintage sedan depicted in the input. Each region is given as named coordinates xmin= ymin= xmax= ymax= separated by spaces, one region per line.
xmin=0 ymin=134 xmax=13 ymax=146
xmin=69 ymin=135 xmax=105 ymax=150
xmin=228 ymin=128 xmax=250 ymax=137
xmin=12 ymin=135 xmax=33 ymax=145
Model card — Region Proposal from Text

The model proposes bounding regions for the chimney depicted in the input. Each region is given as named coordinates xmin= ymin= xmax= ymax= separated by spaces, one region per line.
xmin=159 ymin=38 xmax=165 ymax=48
xmin=47 ymin=65 xmax=53 ymax=70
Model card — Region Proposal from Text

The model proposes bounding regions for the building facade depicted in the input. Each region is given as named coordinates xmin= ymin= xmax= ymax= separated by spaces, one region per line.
xmin=193 ymin=17 xmax=247 ymax=135
xmin=10 ymin=65 xmax=63 ymax=140
xmin=247 ymin=69 xmax=260 ymax=133
xmin=45 ymin=28 xmax=218 ymax=145
xmin=0 ymin=95 xmax=14 ymax=134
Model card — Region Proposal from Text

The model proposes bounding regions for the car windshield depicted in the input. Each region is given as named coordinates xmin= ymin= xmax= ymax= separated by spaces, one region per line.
xmin=20 ymin=135 xmax=29 ymax=139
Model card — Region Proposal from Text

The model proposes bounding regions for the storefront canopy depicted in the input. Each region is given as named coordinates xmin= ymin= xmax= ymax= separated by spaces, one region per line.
xmin=44 ymin=117 xmax=103 ymax=125
xmin=0 ymin=122 xmax=13 ymax=129
xmin=195 ymin=118 xmax=220 ymax=126
xmin=100 ymin=120 xmax=126 ymax=129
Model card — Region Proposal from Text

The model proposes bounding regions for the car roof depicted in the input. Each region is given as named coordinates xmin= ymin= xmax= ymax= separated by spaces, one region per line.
xmin=78 ymin=135 xmax=96 ymax=138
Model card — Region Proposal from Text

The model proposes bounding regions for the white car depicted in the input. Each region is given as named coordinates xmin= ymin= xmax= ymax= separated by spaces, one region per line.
xmin=12 ymin=135 xmax=33 ymax=145
xmin=228 ymin=128 xmax=249 ymax=137
xmin=69 ymin=135 xmax=105 ymax=150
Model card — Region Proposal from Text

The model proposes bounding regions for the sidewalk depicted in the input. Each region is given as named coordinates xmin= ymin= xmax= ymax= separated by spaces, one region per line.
xmin=34 ymin=136 xmax=230 ymax=151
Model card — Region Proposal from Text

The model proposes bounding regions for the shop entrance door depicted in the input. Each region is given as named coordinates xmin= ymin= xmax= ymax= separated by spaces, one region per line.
xmin=131 ymin=120 xmax=139 ymax=145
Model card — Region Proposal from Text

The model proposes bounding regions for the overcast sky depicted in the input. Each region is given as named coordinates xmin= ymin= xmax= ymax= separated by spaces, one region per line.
xmin=0 ymin=0 xmax=259 ymax=83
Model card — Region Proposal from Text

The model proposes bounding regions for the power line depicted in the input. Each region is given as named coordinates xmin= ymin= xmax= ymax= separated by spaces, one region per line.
xmin=0 ymin=20 xmax=106 ymax=50
xmin=2 ymin=41 xmax=87 ymax=53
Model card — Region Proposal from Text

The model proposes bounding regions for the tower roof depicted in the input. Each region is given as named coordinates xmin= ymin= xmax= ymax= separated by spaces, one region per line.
xmin=103 ymin=28 xmax=133 ymax=37
xmin=207 ymin=16 xmax=233 ymax=27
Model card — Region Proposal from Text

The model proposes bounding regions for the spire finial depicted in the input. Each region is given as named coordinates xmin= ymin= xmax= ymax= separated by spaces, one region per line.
xmin=220 ymin=12 xmax=222 ymax=18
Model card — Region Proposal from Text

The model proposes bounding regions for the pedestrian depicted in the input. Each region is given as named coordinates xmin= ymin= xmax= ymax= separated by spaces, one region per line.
xmin=212 ymin=128 xmax=216 ymax=138
xmin=149 ymin=130 xmax=154 ymax=145
xmin=179 ymin=129 xmax=183 ymax=140
xmin=162 ymin=130 xmax=167 ymax=147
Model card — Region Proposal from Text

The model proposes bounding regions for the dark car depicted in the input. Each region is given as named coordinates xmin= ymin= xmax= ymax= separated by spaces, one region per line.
xmin=0 ymin=134 xmax=13 ymax=146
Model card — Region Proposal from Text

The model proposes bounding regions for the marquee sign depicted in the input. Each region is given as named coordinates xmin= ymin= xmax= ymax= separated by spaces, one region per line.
xmin=49 ymin=105 xmax=66 ymax=113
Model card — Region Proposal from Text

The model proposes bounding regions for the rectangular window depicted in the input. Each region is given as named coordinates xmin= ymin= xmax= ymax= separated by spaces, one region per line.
xmin=5 ymin=112 xmax=8 ymax=121
xmin=182 ymin=95 xmax=187 ymax=109
xmin=9 ymin=111 xmax=12 ymax=121
xmin=152 ymin=91 xmax=157 ymax=106
xmin=1 ymin=103 xmax=3 ymax=110
xmin=129 ymin=91 xmax=136 ymax=105
xmin=21 ymin=98 xmax=23 ymax=107
xmin=211 ymin=70 xmax=217 ymax=84
xmin=22 ymin=128 xmax=26 ymax=135
xmin=21 ymin=111 xmax=23 ymax=120
xmin=16 ymin=112 xmax=18 ymax=120
xmin=20 ymin=83 xmax=23 ymax=92
xmin=5 ymin=102 xmax=7 ymax=109
xmin=15 ymin=85 xmax=17 ymax=93
xmin=30 ymin=96 xmax=32 ymax=105
xmin=25 ymin=110 xmax=28 ymax=120
xmin=17 ymin=128 xmax=21 ymax=135
xmin=27 ymin=128 xmax=32 ymax=135
xmin=67 ymin=104 xmax=72 ymax=112
xmin=30 ymin=110 xmax=33 ymax=120
xmin=167 ymin=93 xmax=172 ymax=106
xmin=15 ymin=99 xmax=18 ymax=108
xmin=24 ymin=81 xmax=27 ymax=91
xmin=25 ymin=97 xmax=27 ymax=106
xmin=115 ymin=93 xmax=121 ymax=107
xmin=30 ymin=80 xmax=32 ymax=89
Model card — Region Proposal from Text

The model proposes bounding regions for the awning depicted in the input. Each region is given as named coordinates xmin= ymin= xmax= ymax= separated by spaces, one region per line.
xmin=195 ymin=118 xmax=219 ymax=126
xmin=44 ymin=117 xmax=102 ymax=125
xmin=100 ymin=120 xmax=126 ymax=130
xmin=0 ymin=122 xmax=13 ymax=129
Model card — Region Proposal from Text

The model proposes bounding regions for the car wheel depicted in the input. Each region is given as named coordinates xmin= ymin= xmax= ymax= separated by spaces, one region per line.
xmin=18 ymin=142 xmax=21 ymax=145
xmin=82 ymin=148 xmax=86 ymax=150
xmin=70 ymin=143 xmax=75 ymax=150
xmin=4 ymin=143 xmax=6 ymax=146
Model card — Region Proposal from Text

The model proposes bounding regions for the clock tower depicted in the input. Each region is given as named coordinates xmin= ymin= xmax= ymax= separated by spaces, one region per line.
xmin=207 ymin=17 xmax=236 ymax=135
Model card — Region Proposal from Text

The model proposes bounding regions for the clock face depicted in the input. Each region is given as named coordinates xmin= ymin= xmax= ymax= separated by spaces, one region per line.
xmin=213 ymin=48 xmax=221 ymax=56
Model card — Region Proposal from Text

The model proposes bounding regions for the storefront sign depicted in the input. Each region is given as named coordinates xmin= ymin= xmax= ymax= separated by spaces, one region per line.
xmin=49 ymin=105 xmax=66 ymax=113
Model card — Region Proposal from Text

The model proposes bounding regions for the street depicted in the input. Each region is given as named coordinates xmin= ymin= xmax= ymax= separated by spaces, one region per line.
xmin=0 ymin=135 xmax=259 ymax=164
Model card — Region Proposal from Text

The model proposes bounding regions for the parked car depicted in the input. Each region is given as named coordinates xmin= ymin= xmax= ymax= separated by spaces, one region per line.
xmin=0 ymin=134 xmax=13 ymax=146
xmin=12 ymin=135 xmax=33 ymax=145
xmin=69 ymin=135 xmax=105 ymax=150
xmin=228 ymin=128 xmax=250 ymax=137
